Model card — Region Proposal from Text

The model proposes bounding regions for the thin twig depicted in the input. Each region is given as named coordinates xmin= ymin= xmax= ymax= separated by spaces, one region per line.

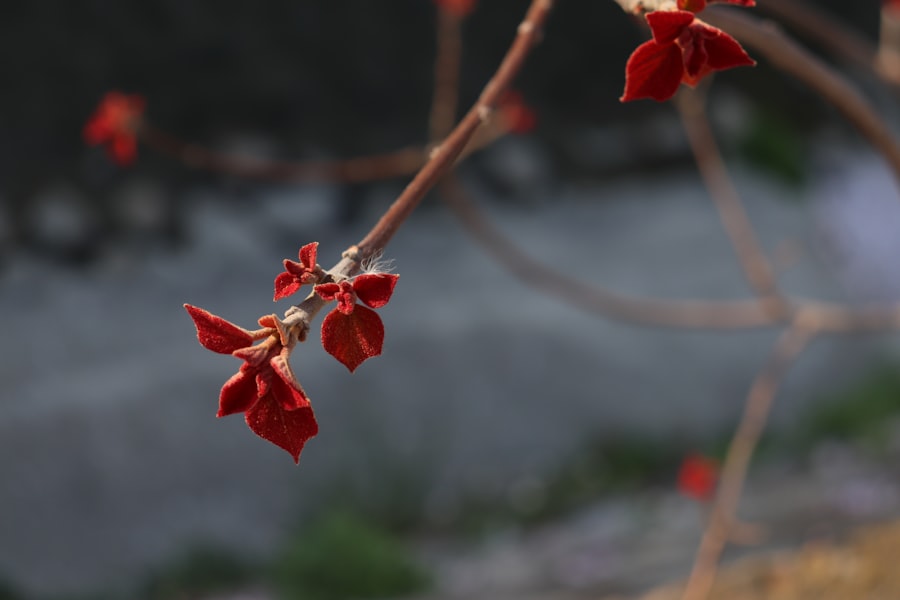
xmin=282 ymin=0 xmax=556 ymax=330
xmin=680 ymin=322 xmax=815 ymax=600
xmin=704 ymin=7 xmax=900 ymax=181
xmin=440 ymin=176 xmax=781 ymax=329
xmin=755 ymin=0 xmax=878 ymax=74
xmin=138 ymin=121 xmax=508 ymax=185
xmin=676 ymin=87 xmax=788 ymax=315
xmin=442 ymin=174 xmax=900 ymax=331
xmin=352 ymin=0 xmax=555 ymax=261
xmin=429 ymin=8 xmax=465 ymax=141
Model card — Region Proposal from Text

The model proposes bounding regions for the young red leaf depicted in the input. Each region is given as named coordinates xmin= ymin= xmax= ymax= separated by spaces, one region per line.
xmin=621 ymin=9 xmax=755 ymax=102
xmin=245 ymin=395 xmax=318 ymax=464
xmin=274 ymin=242 xmax=321 ymax=301
xmin=320 ymin=305 xmax=385 ymax=372
xmin=83 ymin=91 xmax=145 ymax=166
xmin=185 ymin=304 xmax=255 ymax=354
xmin=269 ymin=348 xmax=310 ymax=410
xmin=352 ymin=273 xmax=399 ymax=309
xmin=274 ymin=272 xmax=302 ymax=301
xmin=315 ymin=281 xmax=357 ymax=315
xmin=218 ymin=369 xmax=258 ymax=417
xmin=698 ymin=23 xmax=756 ymax=71
xmin=621 ymin=39 xmax=685 ymax=102
xmin=677 ymin=454 xmax=719 ymax=501
xmin=647 ymin=9 xmax=695 ymax=44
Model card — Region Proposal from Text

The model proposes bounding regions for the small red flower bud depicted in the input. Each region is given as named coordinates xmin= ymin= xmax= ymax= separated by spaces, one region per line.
xmin=677 ymin=453 xmax=719 ymax=501
xmin=83 ymin=91 xmax=145 ymax=166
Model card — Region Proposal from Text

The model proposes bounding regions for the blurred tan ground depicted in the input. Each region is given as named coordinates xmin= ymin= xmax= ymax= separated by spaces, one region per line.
xmin=641 ymin=519 xmax=900 ymax=600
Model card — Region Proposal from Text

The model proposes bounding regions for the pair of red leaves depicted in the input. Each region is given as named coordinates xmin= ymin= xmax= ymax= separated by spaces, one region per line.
xmin=274 ymin=242 xmax=400 ymax=373
xmin=187 ymin=242 xmax=398 ymax=462
xmin=83 ymin=91 xmax=146 ymax=165
xmin=621 ymin=0 xmax=756 ymax=103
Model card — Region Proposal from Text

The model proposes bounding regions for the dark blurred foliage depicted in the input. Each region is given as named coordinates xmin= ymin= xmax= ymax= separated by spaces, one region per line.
xmin=0 ymin=0 xmax=879 ymax=265
xmin=139 ymin=546 xmax=257 ymax=600
xmin=271 ymin=511 xmax=430 ymax=600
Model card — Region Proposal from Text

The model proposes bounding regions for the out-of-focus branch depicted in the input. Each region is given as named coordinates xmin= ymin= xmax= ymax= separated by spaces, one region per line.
xmin=441 ymin=176 xmax=782 ymax=329
xmin=139 ymin=125 xmax=424 ymax=183
xmin=138 ymin=120 xmax=507 ymax=185
xmin=680 ymin=322 xmax=814 ymax=600
xmin=352 ymin=0 xmax=555 ymax=261
xmin=430 ymin=8 xmax=465 ymax=141
xmin=675 ymin=88 xmax=788 ymax=316
xmin=755 ymin=0 xmax=878 ymax=74
xmin=442 ymin=173 xmax=900 ymax=331
xmin=704 ymin=7 xmax=900 ymax=181
xmin=283 ymin=0 xmax=556 ymax=328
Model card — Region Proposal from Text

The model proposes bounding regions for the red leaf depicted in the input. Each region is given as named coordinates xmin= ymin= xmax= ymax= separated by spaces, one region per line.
xmin=274 ymin=271 xmax=301 ymax=301
xmin=316 ymin=281 xmax=356 ymax=315
xmin=185 ymin=304 xmax=254 ymax=354
xmin=298 ymin=242 xmax=318 ymax=270
xmin=83 ymin=91 xmax=145 ymax=167
xmin=274 ymin=242 xmax=320 ymax=300
xmin=218 ymin=369 xmax=258 ymax=417
xmin=110 ymin=134 xmax=137 ymax=166
xmin=646 ymin=10 xmax=694 ymax=45
xmin=352 ymin=273 xmax=399 ymax=309
xmin=677 ymin=454 xmax=719 ymax=501
xmin=270 ymin=349 xmax=311 ymax=410
xmin=620 ymin=39 xmax=685 ymax=102
xmin=700 ymin=25 xmax=756 ymax=70
xmin=314 ymin=282 xmax=341 ymax=301
xmin=321 ymin=305 xmax=385 ymax=372
xmin=245 ymin=395 xmax=318 ymax=464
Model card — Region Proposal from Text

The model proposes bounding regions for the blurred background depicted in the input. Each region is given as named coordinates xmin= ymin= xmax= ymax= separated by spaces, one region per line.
xmin=3 ymin=1 xmax=900 ymax=599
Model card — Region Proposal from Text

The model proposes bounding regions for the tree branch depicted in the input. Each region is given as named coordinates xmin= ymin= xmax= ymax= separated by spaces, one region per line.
xmin=675 ymin=87 xmax=788 ymax=315
xmin=352 ymin=0 xmax=555 ymax=262
xmin=429 ymin=8 xmax=465 ymax=141
xmin=755 ymin=0 xmax=879 ymax=75
xmin=704 ymin=7 xmax=900 ymax=181
xmin=680 ymin=322 xmax=814 ymax=600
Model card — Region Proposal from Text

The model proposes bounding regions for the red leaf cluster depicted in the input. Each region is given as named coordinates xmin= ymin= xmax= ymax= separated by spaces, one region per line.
xmin=620 ymin=0 xmax=756 ymax=103
xmin=315 ymin=273 xmax=400 ymax=372
xmin=434 ymin=0 xmax=477 ymax=18
xmin=677 ymin=453 xmax=719 ymax=501
xmin=185 ymin=305 xmax=318 ymax=463
xmin=83 ymin=91 xmax=146 ymax=166
xmin=274 ymin=242 xmax=324 ymax=301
